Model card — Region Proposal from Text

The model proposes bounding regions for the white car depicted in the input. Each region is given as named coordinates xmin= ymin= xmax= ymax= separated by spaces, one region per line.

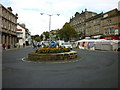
xmin=61 ymin=42 xmax=72 ymax=49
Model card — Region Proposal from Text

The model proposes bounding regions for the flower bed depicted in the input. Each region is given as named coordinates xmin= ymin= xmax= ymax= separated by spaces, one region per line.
xmin=27 ymin=48 xmax=77 ymax=62
xmin=35 ymin=48 xmax=70 ymax=54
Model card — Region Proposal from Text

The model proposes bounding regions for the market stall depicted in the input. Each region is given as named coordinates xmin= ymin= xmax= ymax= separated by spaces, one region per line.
xmin=75 ymin=39 xmax=120 ymax=51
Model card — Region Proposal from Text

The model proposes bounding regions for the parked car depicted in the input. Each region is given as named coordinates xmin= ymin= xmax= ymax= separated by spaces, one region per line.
xmin=61 ymin=42 xmax=72 ymax=49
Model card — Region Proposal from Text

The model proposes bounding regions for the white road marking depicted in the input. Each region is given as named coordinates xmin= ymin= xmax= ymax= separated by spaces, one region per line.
xmin=21 ymin=57 xmax=79 ymax=64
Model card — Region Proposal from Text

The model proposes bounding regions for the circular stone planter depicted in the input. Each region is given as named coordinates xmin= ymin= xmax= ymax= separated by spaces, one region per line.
xmin=27 ymin=51 xmax=77 ymax=62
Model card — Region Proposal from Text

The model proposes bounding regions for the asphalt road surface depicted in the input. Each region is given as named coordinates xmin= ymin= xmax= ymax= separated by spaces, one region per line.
xmin=2 ymin=47 xmax=119 ymax=88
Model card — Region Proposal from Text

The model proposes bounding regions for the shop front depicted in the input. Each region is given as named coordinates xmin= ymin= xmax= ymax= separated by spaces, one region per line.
xmin=2 ymin=32 xmax=17 ymax=49
xmin=101 ymin=35 xmax=120 ymax=40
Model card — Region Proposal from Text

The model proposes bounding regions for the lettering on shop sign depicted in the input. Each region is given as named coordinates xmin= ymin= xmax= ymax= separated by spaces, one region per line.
xmin=16 ymin=29 xmax=22 ymax=31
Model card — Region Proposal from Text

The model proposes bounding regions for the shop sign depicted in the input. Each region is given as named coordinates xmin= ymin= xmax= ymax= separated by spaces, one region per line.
xmin=102 ymin=36 xmax=120 ymax=40
xmin=16 ymin=29 xmax=22 ymax=31
xmin=114 ymin=28 xmax=119 ymax=35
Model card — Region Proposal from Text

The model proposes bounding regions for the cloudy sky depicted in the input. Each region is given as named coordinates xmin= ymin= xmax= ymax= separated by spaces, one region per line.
xmin=0 ymin=0 xmax=119 ymax=35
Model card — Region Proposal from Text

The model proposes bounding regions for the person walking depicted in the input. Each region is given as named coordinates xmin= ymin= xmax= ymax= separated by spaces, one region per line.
xmin=14 ymin=43 xmax=17 ymax=48
xmin=33 ymin=43 xmax=37 ymax=49
xmin=23 ymin=43 xmax=25 ymax=48
xmin=2 ymin=43 xmax=6 ymax=50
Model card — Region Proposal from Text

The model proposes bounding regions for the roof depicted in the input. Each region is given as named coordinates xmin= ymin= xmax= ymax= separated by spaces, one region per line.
xmin=0 ymin=4 xmax=18 ymax=18
xmin=85 ymin=12 xmax=103 ymax=22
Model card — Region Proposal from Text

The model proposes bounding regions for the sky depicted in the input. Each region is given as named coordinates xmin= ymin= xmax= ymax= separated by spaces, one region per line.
xmin=0 ymin=0 xmax=119 ymax=35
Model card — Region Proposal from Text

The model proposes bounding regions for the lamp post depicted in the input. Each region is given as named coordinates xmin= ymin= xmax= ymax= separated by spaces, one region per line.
xmin=40 ymin=13 xmax=60 ymax=42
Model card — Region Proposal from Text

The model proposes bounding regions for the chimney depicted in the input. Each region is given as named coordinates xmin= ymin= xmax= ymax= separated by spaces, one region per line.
xmin=85 ymin=8 xmax=87 ymax=11
xmin=15 ymin=13 xmax=18 ymax=16
xmin=7 ymin=7 xmax=12 ymax=12
xmin=20 ymin=24 xmax=26 ymax=28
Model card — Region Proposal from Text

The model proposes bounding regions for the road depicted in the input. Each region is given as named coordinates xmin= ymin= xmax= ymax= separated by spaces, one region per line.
xmin=2 ymin=47 xmax=119 ymax=88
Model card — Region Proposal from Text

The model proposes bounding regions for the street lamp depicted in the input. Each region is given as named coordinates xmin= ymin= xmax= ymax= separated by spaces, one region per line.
xmin=40 ymin=13 xmax=60 ymax=42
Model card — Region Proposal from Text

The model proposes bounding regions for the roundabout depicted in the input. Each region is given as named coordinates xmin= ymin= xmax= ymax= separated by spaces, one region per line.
xmin=3 ymin=47 xmax=118 ymax=88
xmin=27 ymin=49 xmax=77 ymax=62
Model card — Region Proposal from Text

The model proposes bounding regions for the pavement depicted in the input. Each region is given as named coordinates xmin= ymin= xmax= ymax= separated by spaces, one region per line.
xmin=2 ymin=45 xmax=32 ymax=52
xmin=2 ymin=47 xmax=119 ymax=88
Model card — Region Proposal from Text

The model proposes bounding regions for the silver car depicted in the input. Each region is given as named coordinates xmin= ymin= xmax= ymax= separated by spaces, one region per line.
xmin=61 ymin=42 xmax=72 ymax=49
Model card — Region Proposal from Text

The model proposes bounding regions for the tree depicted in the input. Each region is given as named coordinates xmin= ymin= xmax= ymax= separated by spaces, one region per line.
xmin=31 ymin=35 xmax=39 ymax=40
xmin=58 ymin=23 xmax=78 ymax=41
xmin=31 ymin=34 xmax=41 ymax=42
xmin=43 ymin=31 xmax=49 ymax=41
xmin=40 ymin=34 xmax=43 ymax=41
xmin=34 ymin=37 xmax=41 ymax=42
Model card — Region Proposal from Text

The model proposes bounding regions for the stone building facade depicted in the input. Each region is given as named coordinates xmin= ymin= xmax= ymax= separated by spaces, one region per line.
xmin=69 ymin=9 xmax=97 ymax=39
xmin=85 ymin=13 xmax=103 ymax=38
xmin=101 ymin=8 xmax=120 ymax=38
xmin=0 ymin=4 xmax=18 ymax=48
xmin=69 ymin=8 xmax=120 ymax=40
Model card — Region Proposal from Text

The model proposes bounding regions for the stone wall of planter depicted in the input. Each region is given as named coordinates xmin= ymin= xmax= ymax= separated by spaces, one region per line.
xmin=28 ymin=51 xmax=77 ymax=62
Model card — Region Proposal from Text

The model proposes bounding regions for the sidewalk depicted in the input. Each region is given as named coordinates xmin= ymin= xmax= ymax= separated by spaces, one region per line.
xmin=2 ymin=45 xmax=32 ymax=52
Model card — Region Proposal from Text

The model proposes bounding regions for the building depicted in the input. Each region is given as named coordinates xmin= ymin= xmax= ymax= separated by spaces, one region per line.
xmin=16 ymin=24 xmax=26 ymax=47
xmin=50 ymin=29 xmax=59 ymax=41
xmin=85 ymin=12 xmax=103 ymax=39
xmin=50 ymin=29 xmax=58 ymax=34
xmin=69 ymin=8 xmax=120 ymax=40
xmin=69 ymin=9 xmax=97 ymax=39
xmin=25 ymin=28 xmax=32 ymax=46
xmin=16 ymin=23 xmax=31 ymax=47
xmin=101 ymin=8 xmax=120 ymax=40
xmin=0 ymin=4 xmax=18 ymax=48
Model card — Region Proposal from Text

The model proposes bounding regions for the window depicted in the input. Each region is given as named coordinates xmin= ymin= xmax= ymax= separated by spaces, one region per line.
xmin=17 ymin=34 xmax=23 ymax=38
xmin=95 ymin=27 xmax=99 ymax=33
xmin=104 ymin=29 xmax=108 ymax=35
xmin=86 ymin=23 xmax=88 ymax=27
xmin=97 ymin=19 xmax=100 ymax=23
xmin=103 ymin=14 xmax=108 ymax=18
xmin=107 ymin=20 xmax=112 ymax=25
xmin=110 ymin=27 xmax=114 ymax=35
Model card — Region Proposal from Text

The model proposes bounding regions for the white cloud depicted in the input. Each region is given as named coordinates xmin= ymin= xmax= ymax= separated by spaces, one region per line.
xmin=1 ymin=0 xmax=119 ymax=35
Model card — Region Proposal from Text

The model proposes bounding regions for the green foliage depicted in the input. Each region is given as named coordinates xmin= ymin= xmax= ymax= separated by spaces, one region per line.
xmin=58 ymin=23 xmax=78 ymax=41
xmin=31 ymin=34 xmax=45 ymax=42
xmin=40 ymin=34 xmax=43 ymax=40
xmin=31 ymin=34 xmax=41 ymax=42
xmin=34 ymin=37 xmax=41 ymax=42
xmin=43 ymin=31 xmax=49 ymax=40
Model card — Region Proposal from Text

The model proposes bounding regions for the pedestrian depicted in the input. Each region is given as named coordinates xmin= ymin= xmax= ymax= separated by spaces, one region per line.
xmin=41 ymin=42 xmax=45 ymax=48
xmin=17 ymin=43 xmax=20 ymax=48
xmin=37 ymin=42 xmax=40 ymax=48
xmin=14 ymin=43 xmax=17 ymax=48
xmin=2 ymin=43 xmax=6 ymax=50
xmin=84 ymin=42 xmax=87 ymax=50
xmin=33 ymin=43 xmax=37 ymax=49
xmin=7 ymin=44 xmax=10 ymax=49
xmin=23 ymin=43 xmax=25 ymax=47
xmin=87 ymin=42 xmax=91 ymax=50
